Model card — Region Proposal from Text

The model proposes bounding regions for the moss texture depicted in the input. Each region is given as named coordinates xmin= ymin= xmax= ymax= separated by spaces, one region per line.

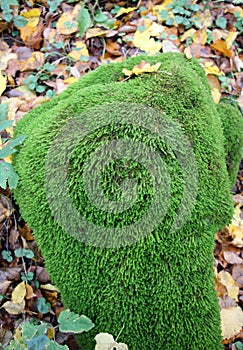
xmin=13 ymin=53 xmax=243 ymax=350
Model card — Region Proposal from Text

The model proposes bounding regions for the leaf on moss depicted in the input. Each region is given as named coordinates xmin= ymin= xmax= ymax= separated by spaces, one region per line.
xmin=95 ymin=333 xmax=128 ymax=350
xmin=122 ymin=61 xmax=161 ymax=77
xmin=221 ymin=306 xmax=243 ymax=339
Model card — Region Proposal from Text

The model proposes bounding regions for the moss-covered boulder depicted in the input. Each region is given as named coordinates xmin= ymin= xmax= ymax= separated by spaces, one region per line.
xmin=13 ymin=53 xmax=243 ymax=350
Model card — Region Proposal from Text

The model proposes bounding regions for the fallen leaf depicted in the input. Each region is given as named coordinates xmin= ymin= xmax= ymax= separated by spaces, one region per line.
xmin=218 ymin=270 xmax=239 ymax=301
xmin=204 ymin=61 xmax=222 ymax=76
xmin=192 ymin=9 xmax=213 ymax=29
xmin=56 ymin=6 xmax=81 ymax=35
xmin=68 ymin=41 xmax=89 ymax=61
xmin=180 ymin=28 xmax=196 ymax=42
xmin=1 ymin=281 xmax=26 ymax=315
xmin=221 ymin=306 xmax=243 ymax=339
xmin=85 ymin=28 xmax=110 ymax=39
xmin=229 ymin=204 xmax=243 ymax=247
xmin=20 ymin=8 xmax=41 ymax=27
xmin=0 ymin=71 xmax=6 ymax=96
xmin=0 ymin=280 xmax=11 ymax=295
xmin=95 ymin=333 xmax=128 ymax=350
xmin=133 ymin=29 xmax=162 ymax=55
xmin=226 ymin=31 xmax=238 ymax=49
xmin=211 ymin=88 xmax=221 ymax=104
xmin=223 ymin=251 xmax=243 ymax=264
xmin=115 ymin=7 xmax=136 ymax=18
xmin=232 ymin=264 xmax=243 ymax=288
xmin=122 ymin=61 xmax=161 ymax=77
xmin=193 ymin=27 xmax=207 ymax=45
xmin=18 ymin=52 xmax=45 ymax=72
xmin=40 ymin=283 xmax=59 ymax=292
xmin=162 ymin=40 xmax=180 ymax=53
xmin=211 ymin=39 xmax=232 ymax=58
xmin=234 ymin=56 xmax=243 ymax=72
xmin=12 ymin=281 xmax=26 ymax=303
xmin=25 ymin=284 xmax=35 ymax=299
xmin=184 ymin=47 xmax=192 ymax=59
xmin=1 ymin=300 xmax=25 ymax=315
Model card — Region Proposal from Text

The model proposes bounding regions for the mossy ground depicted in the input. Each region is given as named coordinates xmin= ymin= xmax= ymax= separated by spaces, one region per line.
xmin=13 ymin=53 xmax=243 ymax=349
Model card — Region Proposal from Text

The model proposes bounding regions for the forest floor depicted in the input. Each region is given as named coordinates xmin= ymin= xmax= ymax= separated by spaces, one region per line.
xmin=0 ymin=0 xmax=243 ymax=349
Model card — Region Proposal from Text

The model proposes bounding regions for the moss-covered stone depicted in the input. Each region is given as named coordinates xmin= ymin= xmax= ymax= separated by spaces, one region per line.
xmin=13 ymin=53 xmax=243 ymax=350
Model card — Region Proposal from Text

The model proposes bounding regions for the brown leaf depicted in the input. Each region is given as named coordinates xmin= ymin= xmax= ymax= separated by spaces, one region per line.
xmin=223 ymin=251 xmax=243 ymax=265
xmin=232 ymin=264 xmax=243 ymax=288
xmin=193 ymin=27 xmax=207 ymax=45
xmin=0 ymin=280 xmax=11 ymax=295
xmin=0 ymin=267 xmax=21 ymax=282
xmin=18 ymin=52 xmax=45 ymax=72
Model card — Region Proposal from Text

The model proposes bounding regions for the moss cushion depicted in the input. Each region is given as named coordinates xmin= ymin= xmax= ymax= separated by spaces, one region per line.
xmin=13 ymin=52 xmax=243 ymax=350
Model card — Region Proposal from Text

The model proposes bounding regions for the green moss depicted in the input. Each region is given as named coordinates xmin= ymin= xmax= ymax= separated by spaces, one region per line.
xmin=13 ymin=52 xmax=243 ymax=350
xmin=217 ymin=102 xmax=243 ymax=187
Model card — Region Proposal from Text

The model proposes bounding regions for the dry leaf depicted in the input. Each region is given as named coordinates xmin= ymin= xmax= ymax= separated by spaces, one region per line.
xmin=211 ymin=39 xmax=232 ymax=58
xmin=211 ymin=88 xmax=221 ymax=104
xmin=192 ymin=9 xmax=212 ymax=28
xmin=162 ymin=40 xmax=180 ymax=53
xmin=56 ymin=6 xmax=80 ymax=35
xmin=133 ymin=29 xmax=162 ymax=55
xmin=122 ymin=61 xmax=161 ymax=77
xmin=221 ymin=306 xmax=243 ymax=339
xmin=184 ymin=47 xmax=192 ymax=59
xmin=232 ymin=265 xmax=243 ymax=288
xmin=85 ymin=28 xmax=110 ymax=39
xmin=223 ymin=251 xmax=243 ymax=265
xmin=95 ymin=333 xmax=128 ymax=350
xmin=12 ymin=281 xmax=26 ymax=303
xmin=68 ymin=41 xmax=89 ymax=61
xmin=229 ymin=204 xmax=243 ymax=247
xmin=204 ymin=61 xmax=222 ymax=76
xmin=40 ymin=283 xmax=59 ymax=292
xmin=193 ymin=27 xmax=207 ymax=45
xmin=180 ymin=28 xmax=196 ymax=42
xmin=218 ymin=270 xmax=239 ymax=301
xmin=1 ymin=281 xmax=26 ymax=315
xmin=115 ymin=7 xmax=136 ymax=17
xmin=0 ymin=71 xmax=6 ymax=96
xmin=226 ymin=31 xmax=238 ymax=49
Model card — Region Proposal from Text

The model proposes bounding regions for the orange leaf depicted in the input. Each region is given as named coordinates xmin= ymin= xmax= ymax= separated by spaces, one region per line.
xmin=211 ymin=39 xmax=232 ymax=58
xmin=193 ymin=27 xmax=207 ymax=45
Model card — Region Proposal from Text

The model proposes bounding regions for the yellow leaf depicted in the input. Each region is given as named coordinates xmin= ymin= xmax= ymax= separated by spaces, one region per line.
xmin=115 ymin=7 xmax=136 ymax=17
xmin=14 ymin=326 xmax=22 ymax=342
xmin=64 ymin=77 xmax=78 ymax=84
xmin=184 ymin=47 xmax=192 ymax=59
xmin=228 ymin=204 xmax=243 ymax=247
xmin=193 ymin=27 xmax=207 ymax=45
xmin=122 ymin=61 xmax=161 ymax=77
xmin=0 ymin=71 xmax=6 ymax=96
xmin=47 ymin=327 xmax=55 ymax=340
xmin=204 ymin=61 xmax=222 ymax=76
xmin=20 ymin=9 xmax=41 ymax=27
xmin=218 ymin=270 xmax=239 ymax=301
xmin=226 ymin=31 xmax=238 ymax=49
xmin=180 ymin=28 xmax=196 ymax=42
xmin=1 ymin=300 xmax=25 ymax=315
xmin=221 ymin=306 xmax=243 ymax=339
xmin=40 ymin=283 xmax=59 ymax=292
xmin=211 ymin=88 xmax=221 ymax=104
xmin=56 ymin=11 xmax=78 ymax=35
xmin=68 ymin=41 xmax=89 ymax=61
xmin=85 ymin=28 xmax=109 ymax=39
xmin=153 ymin=0 xmax=174 ymax=21
xmin=133 ymin=29 xmax=162 ymax=55
xmin=12 ymin=281 xmax=26 ymax=304
xmin=191 ymin=9 xmax=212 ymax=28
